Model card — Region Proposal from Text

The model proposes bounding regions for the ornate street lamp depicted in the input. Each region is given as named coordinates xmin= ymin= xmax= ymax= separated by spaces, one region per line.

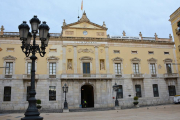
xmin=62 ymin=83 xmax=68 ymax=109
xmin=113 ymin=83 xmax=119 ymax=107
xmin=19 ymin=15 xmax=50 ymax=120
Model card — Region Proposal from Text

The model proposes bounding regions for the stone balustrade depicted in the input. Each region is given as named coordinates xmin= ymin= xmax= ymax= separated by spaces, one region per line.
xmin=61 ymin=74 xmax=112 ymax=79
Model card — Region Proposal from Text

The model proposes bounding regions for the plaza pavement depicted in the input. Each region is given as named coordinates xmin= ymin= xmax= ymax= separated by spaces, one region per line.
xmin=0 ymin=104 xmax=180 ymax=120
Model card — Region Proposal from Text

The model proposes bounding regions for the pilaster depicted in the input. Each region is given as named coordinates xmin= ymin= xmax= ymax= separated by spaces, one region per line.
xmin=105 ymin=46 xmax=110 ymax=73
xmin=62 ymin=45 xmax=67 ymax=73
xmin=73 ymin=45 xmax=77 ymax=73
xmin=94 ymin=46 xmax=99 ymax=74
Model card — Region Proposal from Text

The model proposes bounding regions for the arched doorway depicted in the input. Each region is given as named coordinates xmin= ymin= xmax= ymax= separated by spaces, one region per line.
xmin=81 ymin=85 xmax=94 ymax=108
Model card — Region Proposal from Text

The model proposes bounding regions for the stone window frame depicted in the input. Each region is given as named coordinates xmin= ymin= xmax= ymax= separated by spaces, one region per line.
xmin=148 ymin=51 xmax=154 ymax=54
xmin=79 ymin=56 xmax=93 ymax=74
xmin=47 ymin=56 xmax=59 ymax=78
xmin=130 ymin=57 xmax=141 ymax=74
xmin=24 ymin=57 xmax=37 ymax=75
xmin=147 ymin=58 xmax=158 ymax=75
xmin=164 ymin=51 xmax=170 ymax=55
xmin=3 ymin=55 xmax=16 ymax=78
xmin=163 ymin=58 xmax=174 ymax=73
xmin=133 ymin=80 xmax=144 ymax=98
xmin=131 ymin=50 xmax=138 ymax=54
xmin=6 ymin=48 xmax=15 ymax=52
xmin=49 ymin=48 xmax=57 ymax=52
xmin=112 ymin=57 xmax=123 ymax=75
xmin=113 ymin=50 xmax=120 ymax=54
xmin=3 ymin=86 xmax=11 ymax=101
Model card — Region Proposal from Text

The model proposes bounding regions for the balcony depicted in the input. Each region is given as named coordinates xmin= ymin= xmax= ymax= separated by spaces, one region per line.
xmin=151 ymin=74 xmax=157 ymax=77
xmin=61 ymin=74 xmax=112 ymax=79
xmin=23 ymin=74 xmax=39 ymax=80
xmin=164 ymin=73 xmax=178 ymax=79
xmin=131 ymin=73 xmax=144 ymax=79
xmin=4 ymin=74 xmax=12 ymax=78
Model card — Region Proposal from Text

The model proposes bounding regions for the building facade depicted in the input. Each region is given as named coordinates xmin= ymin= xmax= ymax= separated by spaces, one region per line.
xmin=0 ymin=12 xmax=180 ymax=110
xmin=169 ymin=7 xmax=180 ymax=75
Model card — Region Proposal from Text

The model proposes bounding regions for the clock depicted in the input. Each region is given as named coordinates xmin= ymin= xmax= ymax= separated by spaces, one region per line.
xmin=83 ymin=31 xmax=88 ymax=35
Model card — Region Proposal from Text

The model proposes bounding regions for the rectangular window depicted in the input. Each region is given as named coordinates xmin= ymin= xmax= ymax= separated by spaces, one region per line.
xmin=115 ymin=63 xmax=121 ymax=74
xmin=150 ymin=63 xmax=156 ymax=74
xmin=49 ymin=49 xmax=57 ymax=52
xmin=117 ymin=85 xmax=123 ymax=99
xmin=131 ymin=51 xmax=137 ymax=54
xmin=27 ymin=62 xmax=31 ymax=75
xmin=133 ymin=63 xmax=139 ymax=74
xmin=153 ymin=84 xmax=159 ymax=97
xmin=164 ymin=52 xmax=169 ymax=55
xmin=166 ymin=63 xmax=172 ymax=74
xmin=5 ymin=62 xmax=13 ymax=75
xmin=7 ymin=48 xmax=14 ymax=52
xmin=49 ymin=63 xmax=56 ymax=75
xmin=148 ymin=51 xmax=154 ymax=54
xmin=114 ymin=50 xmax=120 ymax=54
xmin=135 ymin=85 xmax=142 ymax=97
xmin=3 ymin=87 xmax=11 ymax=101
xmin=49 ymin=86 xmax=56 ymax=101
xmin=27 ymin=86 xmax=31 ymax=101
xmin=168 ymin=86 xmax=176 ymax=96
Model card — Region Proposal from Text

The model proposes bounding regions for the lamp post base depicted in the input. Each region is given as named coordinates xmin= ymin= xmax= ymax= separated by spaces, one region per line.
xmin=63 ymin=109 xmax=69 ymax=113
xmin=64 ymin=101 xmax=68 ymax=109
xmin=115 ymin=99 xmax=119 ymax=107
xmin=21 ymin=116 xmax=43 ymax=120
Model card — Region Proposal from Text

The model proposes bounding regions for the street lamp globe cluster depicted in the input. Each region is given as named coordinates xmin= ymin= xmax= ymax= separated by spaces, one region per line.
xmin=18 ymin=15 xmax=50 ymax=120
xmin=18 ymin=15 xmax=50 ymax=57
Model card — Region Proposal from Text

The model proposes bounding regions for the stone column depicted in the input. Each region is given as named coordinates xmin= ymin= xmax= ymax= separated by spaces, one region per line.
xmin=94 ymin=46 xmax=99 ymax=74
xmin=73 ymin=45 xmax=77 ymax=73
xmin=62 ymin=45 xmax=67 ymax=73
xmin=105 ymin=46 xmax=110 ymax=73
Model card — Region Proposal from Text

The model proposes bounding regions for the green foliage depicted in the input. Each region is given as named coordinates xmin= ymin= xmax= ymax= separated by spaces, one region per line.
xmin=36 ymin=99 xmax=41 ymax=105
xmin=133 ymin=102 xmax=139 ymax=105
xmin=134 ymin=96 xmax=138 ymax=100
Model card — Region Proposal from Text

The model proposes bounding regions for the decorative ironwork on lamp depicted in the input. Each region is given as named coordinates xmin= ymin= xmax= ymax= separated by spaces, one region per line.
xmin=18 ymin=15 xmax=50 ymax=120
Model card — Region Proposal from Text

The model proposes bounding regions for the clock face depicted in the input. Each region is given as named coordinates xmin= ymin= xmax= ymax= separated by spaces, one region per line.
xmin=83 ymin=31 xmax=88 ymax=35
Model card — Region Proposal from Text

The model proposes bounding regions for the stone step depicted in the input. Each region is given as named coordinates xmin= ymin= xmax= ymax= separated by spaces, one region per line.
xmin=69 ymin=107 xmax=115 ymax=112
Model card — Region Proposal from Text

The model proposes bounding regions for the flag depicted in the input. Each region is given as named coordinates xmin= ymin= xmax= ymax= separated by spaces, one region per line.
xmin=81 ymin=0 xmax=83 ymax=10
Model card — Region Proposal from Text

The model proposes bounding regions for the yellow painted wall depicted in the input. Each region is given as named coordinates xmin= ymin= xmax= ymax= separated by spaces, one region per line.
xmin=169 ymin=7 xmax=180 ymax=74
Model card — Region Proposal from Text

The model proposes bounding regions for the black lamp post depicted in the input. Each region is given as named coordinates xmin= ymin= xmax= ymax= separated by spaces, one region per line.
xmin=19 ymin=15 xmax=50 ymax=120
xmin=113 ymin=83 xmax=119 ymax=107
xmin=62 ymin=83 xmax=68 ymax=109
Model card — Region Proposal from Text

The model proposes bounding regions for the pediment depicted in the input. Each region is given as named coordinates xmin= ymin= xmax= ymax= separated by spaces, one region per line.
xmin=63 ymin=22 xmax=107 ymax=30
xmin=147 ymin=58 xmax=157 ymax=63
xmin=163 ymin=58 xmax=173 ymax=63
xmin=112 ymin=57 xmax=123 ymax=62
xmin=3 ymin=55 xmax=16 ymax=60
xmin=130 ymin=57 xmax=141 ymax=62
xmin=79 ymin=56 xmax=93 ymax=62
xmin=47 ymin=56 xmax=59 ymax=61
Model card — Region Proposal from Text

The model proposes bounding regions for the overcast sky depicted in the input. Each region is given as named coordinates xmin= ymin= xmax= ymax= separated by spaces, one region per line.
xmin=0 ymin=0 xmax=179 ymax=38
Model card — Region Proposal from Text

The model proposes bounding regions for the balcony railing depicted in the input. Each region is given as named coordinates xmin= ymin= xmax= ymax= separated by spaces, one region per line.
xmin=22 ymin=74 xmax=39 ymax=80
xmin=151 ymin=74 xmax=157 ymax=77
xmin=164 ymin=73 xmax=178 ymax=78
xmin=131 ymin=73 xmax=144 ymax=79
xmin=4 ymin=74 xmax=12 ymax=78
xmin=61 ymin=74 xmax=112 ymax=79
